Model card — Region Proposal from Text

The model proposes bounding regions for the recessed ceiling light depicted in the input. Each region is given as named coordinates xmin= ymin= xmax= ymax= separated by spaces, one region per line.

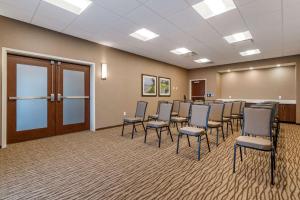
xmin=43 ymin=0 xmax=92 ymax=15
xmin=170 ymin=48 xmax=192 ymax=55
xmin=194 ymin=58 xmax=211 ymax=63
xmin=130 ymin=28 xmax=159 ymax=41
xmin=224 ymin=31 xmax=253 ymax=44
xmin=240 ymin=49 xmax=261 ymax=56
xmin=192 ymin=0 xmax=236 ymax=19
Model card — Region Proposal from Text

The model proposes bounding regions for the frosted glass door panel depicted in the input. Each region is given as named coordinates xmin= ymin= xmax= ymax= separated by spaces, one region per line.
xmin=63 ymin=70 xmax=85 ymax=125
xmin=16 ymin=64 xmax=48 ymax=131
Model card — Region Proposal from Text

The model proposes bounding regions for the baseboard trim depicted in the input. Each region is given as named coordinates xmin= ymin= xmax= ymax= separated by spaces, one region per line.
xmin=96 ymin=124 xmax=123 ymax=131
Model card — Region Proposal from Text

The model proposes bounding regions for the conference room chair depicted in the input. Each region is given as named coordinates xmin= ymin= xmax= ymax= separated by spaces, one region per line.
xmin=172 ymin=100 xmax=181 ymax=116
xmin=148 ymin=100 xmax=168 ymax=121
xmin=208 ymin=103 xmax=225 ymax=146
xmin=223 ymin=102 xmax=234 ymax=136
xmin=231 ymin=101 xmax=242 ymax=131
xmin=176 ymin=104 xmax=211 ymax=160
xmin=145 ymin=102 xmax=173 ymax=148
xmin=233 ymin=107 xmax=275 ymax=185
xmin=122 ymin=101 xmax=148 ymax=139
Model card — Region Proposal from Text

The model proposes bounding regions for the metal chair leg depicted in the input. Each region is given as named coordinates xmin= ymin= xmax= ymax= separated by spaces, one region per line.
xmin=168 ymin=126 xmax=173 ymax=142
xmin=158 ymin=128 xmax=162 ymax=148
xmin=221 ymin=125 xmax=225 ymax=141
xmin=187 ymin=135 xmax=191 ymax=147
xmin=239 ymin=146 xmax=243 ymax=161
xmin=233 ymin=143 xmax=237 ymax=173
xmin=131 ymin=124 xmax=135 ymax=139
xmin=176 ymin=133 xmax=180 ymax=154
xmin=216 ymin=128 xmax=219 ymax=146
xmin=230 ymin=120 xmax=234 ymax=134
xmin=142 ymin=122 xmax=146 ymax=133
xmin=206 ymin=133 xmax=210 ymax=152
xmin=271 ymin=150 xmax=275 ymax=185
xmin=121 ymin=122 xmax=125 ymax=136
xmin=198 ymin=135 xmax=201 ymax=161
xmin=144 ymin=128 xmax=148 ymax=143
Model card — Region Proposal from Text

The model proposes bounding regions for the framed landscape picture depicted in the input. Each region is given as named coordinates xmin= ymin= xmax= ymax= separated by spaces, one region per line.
xmin=142 ymin=74 xmax=157 ymax=96
xmin=159 ymin=77 xmax=171 ymax=97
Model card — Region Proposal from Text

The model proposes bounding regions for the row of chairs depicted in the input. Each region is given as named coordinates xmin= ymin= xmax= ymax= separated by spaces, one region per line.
xmin=121 ymin=100 xmax=280 ymax=184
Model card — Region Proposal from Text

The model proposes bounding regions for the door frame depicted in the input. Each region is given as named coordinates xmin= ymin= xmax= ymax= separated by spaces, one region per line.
xmin=1 ymin=47 xmax=96 ymax=148
xmin=189 ymin=79 xmax=207 ymax=100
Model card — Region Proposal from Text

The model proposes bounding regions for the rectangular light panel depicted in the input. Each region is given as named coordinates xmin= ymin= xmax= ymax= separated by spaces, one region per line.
xmin=43 ymin=0 xmax=92 ymax=15
xmin=192 ymin=0 xmax=236 ymax=19
xmin=224 ymin=31 xmax=253 ymax=44
xmin=170 ymin=48 xmax=192 ymax=55
xmin=130 ymin=28 xmax=159 ymax=41
xmin=240 ymin=49 xmax=261 ymax=56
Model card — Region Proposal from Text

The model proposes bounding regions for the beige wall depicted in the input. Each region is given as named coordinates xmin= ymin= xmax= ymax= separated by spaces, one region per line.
xmin=0 ymin=17 xmax=189 ymax=137
xmin=220 ymin=66 xmax=296 ymax=99
xmin=188 ymin=56 xmax=300 ymax=123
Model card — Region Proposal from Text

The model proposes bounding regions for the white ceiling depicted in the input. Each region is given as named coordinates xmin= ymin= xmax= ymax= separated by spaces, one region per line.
xmin=0 ymin=0 xmax=300 ymax=69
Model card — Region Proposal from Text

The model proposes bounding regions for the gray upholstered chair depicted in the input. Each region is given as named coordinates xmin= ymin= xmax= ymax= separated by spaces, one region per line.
xmin=122 ymin=101 xmax=148 ymax=139
xmin=176 ymin=104 xmax=211 ymax=160
xmin=231 ymin=101 xmax=242 ymax=131
xmin=148 ymin=100 xmax=168 ymax=121
xmin=208 ymin=103 xmax=225 ymax=146
xmin=223 ymin=102 xmax=234 ymax=136
xmin=172 ymin=100 xmax=181 ymax=116
xmin=145 ymin=102 xmax=173 ymax=148
xmin=171 ymin=102 xmax=191 ymax=131
xmin=233 ymin=107 xmax=275 ymax=185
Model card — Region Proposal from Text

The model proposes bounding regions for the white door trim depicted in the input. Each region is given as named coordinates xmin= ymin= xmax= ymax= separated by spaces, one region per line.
xmin=189 ymin=79 xmax=207 ymax=100
xmin=1 ymin=47 xmax=96 ymax=148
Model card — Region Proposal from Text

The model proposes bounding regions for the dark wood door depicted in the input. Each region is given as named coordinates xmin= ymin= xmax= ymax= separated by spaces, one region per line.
xmin=56 ymin=62 xmax=90 ymax=134
xmin=7 ymin=55 xmax=90 ymax=144
xmin=191 ymin=80 xmax=206 ymax=101
xmin=7 ymin=54 xmax=56 ymax=143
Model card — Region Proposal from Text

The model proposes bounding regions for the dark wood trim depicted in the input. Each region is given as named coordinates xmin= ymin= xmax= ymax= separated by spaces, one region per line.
xmin=96 ymin=124 xmax=123 ymax=131
xmin=158 ymin=76 xmax=171 ymax=97
xmin=141 ymin=74 xmax=157 ymax=97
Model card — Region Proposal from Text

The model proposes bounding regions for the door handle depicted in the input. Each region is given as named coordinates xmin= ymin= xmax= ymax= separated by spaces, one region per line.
xmin=57 ymin=94 xmax=89 ymax=101
xmin=9 ymin=96 xmax=51 ymax=100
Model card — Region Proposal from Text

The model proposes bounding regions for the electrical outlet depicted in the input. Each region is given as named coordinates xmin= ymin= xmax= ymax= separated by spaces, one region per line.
xmin=229 ymin=96 xmax=232 ymax=99
xmin=123 ymin=112 xmax=126 ymax=116
xmin=278 ymin=96 xmax=282 ymax=100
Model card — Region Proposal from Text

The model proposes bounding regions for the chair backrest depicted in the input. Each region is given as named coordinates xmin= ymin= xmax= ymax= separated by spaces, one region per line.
xmin=232 ymin=101 xmax=242 ymax=115
xmin=172 ymin=100 xmax=181 ymax=113
xmin=209 ymin=103 xmax=224 ymax=122
xmin=178 ymin=102 xmax=191 ymax=118
xmin=223 ymin=102 xmax=233 ymax=118
xmin=158 ymin=102 xmax=173 ymax=122
xmin=156 ymin=100 xmax=168 ymax=114
xmin=243 ymin=107 xmax=273 ymax=137
xmin=240 ymin=101 xmax=246 ymax=114
xmin=190 ymin=104 xmax=210 ymax=129
xmin=135 ymin=101 xmax=148 ymax=119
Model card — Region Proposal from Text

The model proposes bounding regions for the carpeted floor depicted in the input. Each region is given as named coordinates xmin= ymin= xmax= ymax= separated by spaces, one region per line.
xmin=0 ymin=123 xmax=299 ymax=200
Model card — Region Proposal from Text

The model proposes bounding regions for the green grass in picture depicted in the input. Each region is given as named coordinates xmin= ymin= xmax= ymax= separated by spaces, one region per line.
xmin=144 ymin=77 xmax=156 ymax=94
xmin=160 ymin=80 xmax=170 ymax=93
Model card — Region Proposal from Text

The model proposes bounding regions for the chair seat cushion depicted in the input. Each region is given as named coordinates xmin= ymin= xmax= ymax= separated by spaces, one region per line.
xmin=179 ymin=127 xmax=206 ymax=136
xmin=236 ymin=136 xmax=272 ymax=151
xmin=223 ymin=117 xmax=231 ymax=122
xmin=171 ymin=112 xmax=178 ymax=116
xmin=148 ymin=114 xmax=158 ymax=119
xmin=124 ymin=117 xmax=142 ymax=123
xmin=231 ymin=114 xmax=240 ymax=119
xmin=208 ymin=121 xmax=221 ymax=127
xmin=147 ymin=121 xmax=168 ymax=128
xmin=171 ymin=117 xmax=188 ymax=122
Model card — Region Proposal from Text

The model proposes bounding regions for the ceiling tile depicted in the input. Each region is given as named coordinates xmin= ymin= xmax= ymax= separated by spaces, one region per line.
xmin=145 ymin=0 xmax=189 ymax=18
xmin=94 ymin=0 xmax=142 ymax=16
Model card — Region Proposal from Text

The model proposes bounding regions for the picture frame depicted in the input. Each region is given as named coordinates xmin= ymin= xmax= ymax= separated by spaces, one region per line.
xmin=141 ymin=74 xmax=157 ymax=97
xmin=159 ymin=77 xmax=171 ymax=97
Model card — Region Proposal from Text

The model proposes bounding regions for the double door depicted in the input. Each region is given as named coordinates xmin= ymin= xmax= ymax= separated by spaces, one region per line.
xmin=7 ymin=54 xmax=90 ymax=144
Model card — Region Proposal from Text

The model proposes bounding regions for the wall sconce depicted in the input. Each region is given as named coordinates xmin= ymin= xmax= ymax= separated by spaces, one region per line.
xmin=101 ymin=63 xmax=107 ymax=80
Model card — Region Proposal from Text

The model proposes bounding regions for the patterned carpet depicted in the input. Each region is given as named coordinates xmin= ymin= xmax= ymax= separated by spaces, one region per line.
xmin=0 ymin=123 xmax=299 ymax=200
